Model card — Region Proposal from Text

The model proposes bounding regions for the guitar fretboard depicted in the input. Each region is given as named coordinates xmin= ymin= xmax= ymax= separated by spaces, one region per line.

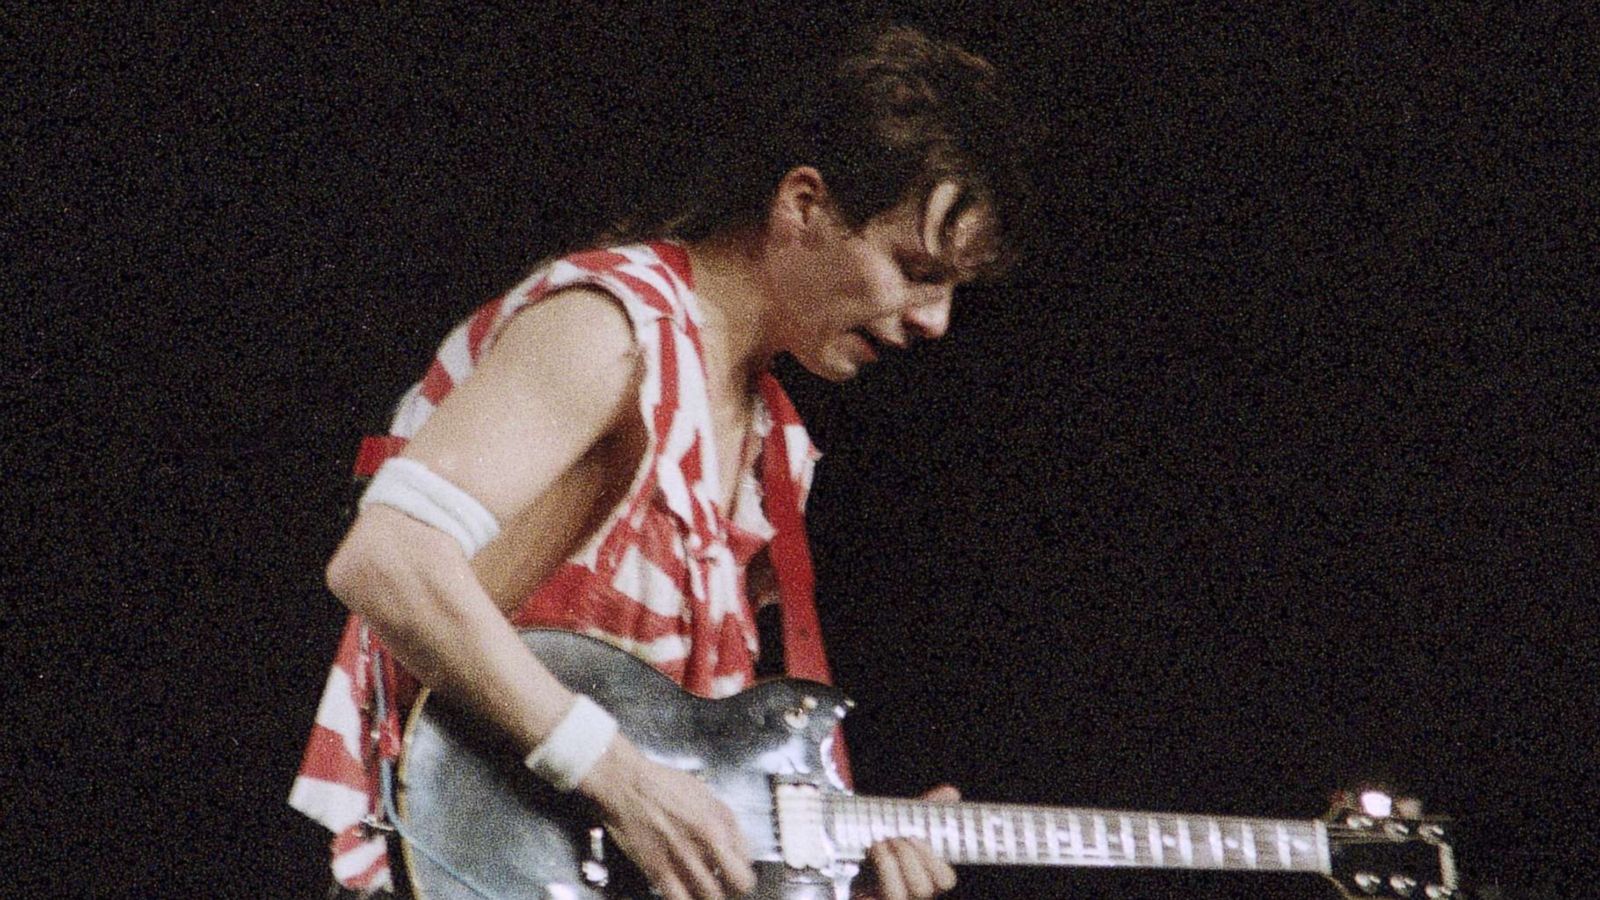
xmin=821 ymin=797 xmax=1331 ymax=873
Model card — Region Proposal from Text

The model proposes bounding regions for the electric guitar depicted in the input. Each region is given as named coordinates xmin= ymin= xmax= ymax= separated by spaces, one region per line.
xmin=394 ymin=630 xmax=1459 ymax=899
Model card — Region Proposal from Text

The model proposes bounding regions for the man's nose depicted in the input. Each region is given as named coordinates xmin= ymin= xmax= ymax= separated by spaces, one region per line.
xmin=904 ymin=290 xmax=953 ymax=341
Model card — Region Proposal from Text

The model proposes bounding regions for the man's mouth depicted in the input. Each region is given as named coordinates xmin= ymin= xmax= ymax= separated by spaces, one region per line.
xmin=851 ymin=327 xmax=883 ymax=360
xmin=852 ymin=328 xmax=896 ymax=361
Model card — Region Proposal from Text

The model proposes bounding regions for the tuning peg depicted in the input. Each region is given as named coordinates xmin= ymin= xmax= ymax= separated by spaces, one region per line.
xmin=1358 ymin=789 xmax=1393 ymax=818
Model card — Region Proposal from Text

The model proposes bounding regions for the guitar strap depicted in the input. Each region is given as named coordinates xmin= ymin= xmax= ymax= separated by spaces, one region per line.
xmin=757 ymin=375 xmax=855 ymax=789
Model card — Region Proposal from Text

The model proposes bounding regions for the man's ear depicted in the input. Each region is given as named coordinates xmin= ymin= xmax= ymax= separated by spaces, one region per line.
xmin=768 ymin=166 xmax=833 ymax=246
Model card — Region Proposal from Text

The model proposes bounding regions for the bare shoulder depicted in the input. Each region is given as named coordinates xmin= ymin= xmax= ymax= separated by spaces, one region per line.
xmin=397 ymin=285 xmax=645 ymax=521
xmin=487 ymin=285 xmax=640 ymax=377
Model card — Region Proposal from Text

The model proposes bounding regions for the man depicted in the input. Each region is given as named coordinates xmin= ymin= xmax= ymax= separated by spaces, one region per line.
xmin=294 ymin=24 xmax=1023 ymax=900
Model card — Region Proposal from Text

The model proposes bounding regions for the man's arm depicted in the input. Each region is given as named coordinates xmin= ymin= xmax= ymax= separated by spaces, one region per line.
xmin=325 ymin=288 xmax=755 ymax=900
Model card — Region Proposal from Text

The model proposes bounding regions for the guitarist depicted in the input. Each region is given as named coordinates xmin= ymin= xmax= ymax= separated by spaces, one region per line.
xmin=292 ymin=24 xmax=1025 ymax=900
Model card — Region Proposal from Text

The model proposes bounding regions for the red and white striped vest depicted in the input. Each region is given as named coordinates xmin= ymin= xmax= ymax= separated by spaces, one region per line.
xmin=290 ymin=242 xmax=825 ymax=891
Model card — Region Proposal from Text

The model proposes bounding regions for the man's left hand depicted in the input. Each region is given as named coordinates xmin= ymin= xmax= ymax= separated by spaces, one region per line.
xmin=855 ymin=784 xmax=960 ymax=900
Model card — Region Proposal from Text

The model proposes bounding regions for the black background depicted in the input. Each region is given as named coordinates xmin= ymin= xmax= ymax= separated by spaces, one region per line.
xmin=8 ymin=3 xmax=1596 ymax=897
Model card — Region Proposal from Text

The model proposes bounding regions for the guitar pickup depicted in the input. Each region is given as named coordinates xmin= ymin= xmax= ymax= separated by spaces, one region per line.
xmin=774 ymin=781 xmax=832 ymax=872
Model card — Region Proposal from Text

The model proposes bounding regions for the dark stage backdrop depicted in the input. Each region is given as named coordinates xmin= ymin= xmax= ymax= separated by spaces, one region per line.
xmin=9 ymin=3 xmax=1595 ymax=898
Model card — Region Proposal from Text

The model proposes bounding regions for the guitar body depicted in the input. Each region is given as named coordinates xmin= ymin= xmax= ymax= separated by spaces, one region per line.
xmin=398 ymin=629 xmax=853 ymax=900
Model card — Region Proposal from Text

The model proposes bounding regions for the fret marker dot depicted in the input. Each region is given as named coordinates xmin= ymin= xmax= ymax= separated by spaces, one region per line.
xmin=1163 ymin=836 xmax=1177 ymax=848
xmin=1225 ymin=838 xmax=1239 ymax=849
xmin=1293 ymin=840 xmax=1309 ymax=851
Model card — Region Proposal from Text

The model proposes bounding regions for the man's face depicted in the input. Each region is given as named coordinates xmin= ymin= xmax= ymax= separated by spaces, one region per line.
xmin=777 ymin=180 xmax=992 ymax=382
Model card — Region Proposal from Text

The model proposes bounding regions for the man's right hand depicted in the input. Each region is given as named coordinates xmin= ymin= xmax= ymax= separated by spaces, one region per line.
xmin=578 ymin=737 xmax=757 ymax=900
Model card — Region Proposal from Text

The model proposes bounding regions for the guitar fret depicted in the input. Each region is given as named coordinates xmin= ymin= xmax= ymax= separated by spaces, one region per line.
xmin=1312 ymin=819 xmax=1332 ymax=874
xmin=977 ymin=807 xmax=999 ymax=861
xmin=1119 ymin=816 xmax=1137 ymax=863
xmin=975 ymin=806 xmax=991 ymax=861
xmin=924 ymin=804 xmax=940 ymax=856
xmin=897 ymin=801 xmax=925 ymax=840
xmin=831 ymin=801 xmax=852 ymax=854
xmin=1208 ymin=819 xmax=1224 ymax=865
xmin=961 ymin=805 xmax=978 ymax=863
xmin=1241 ymin=822 xmax=1257 ymax=868
xmin=1148 ymin=817 xmax=1165 ymax=866
xmin=1177 ymin=818 xmax=1194 ymax=866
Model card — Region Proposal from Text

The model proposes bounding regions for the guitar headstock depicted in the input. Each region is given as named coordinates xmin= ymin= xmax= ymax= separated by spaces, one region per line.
xmin=1325 ymin=789 xmax=1459 ymax=899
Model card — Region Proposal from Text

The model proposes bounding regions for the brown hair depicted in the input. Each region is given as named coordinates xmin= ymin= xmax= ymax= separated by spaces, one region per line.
xmin=612 ymin=24 xmax=1027 ymax=278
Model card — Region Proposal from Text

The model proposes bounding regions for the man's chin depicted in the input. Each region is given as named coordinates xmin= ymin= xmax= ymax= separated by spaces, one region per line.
xmin=812 ymin=365 xmax=860 ymax=384
xmin=794 ymin=353 xmax=862 ymax=383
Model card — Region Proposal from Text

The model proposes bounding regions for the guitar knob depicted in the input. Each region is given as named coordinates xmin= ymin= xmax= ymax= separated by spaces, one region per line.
xmin=581 ymin=827 xmax=609 ymax=887
xmin=1354 ymin=872 xmax=1381 ymax=895
xmin=579 ymin=860 xmax=608 ymax=888
xmin=1424 ymin=886 xmax=1456 ymax=898
xmin=1389 ymin=874 xmax=1418 ymax=897
xmin=784 ymin=708 xmax=811 ymax=730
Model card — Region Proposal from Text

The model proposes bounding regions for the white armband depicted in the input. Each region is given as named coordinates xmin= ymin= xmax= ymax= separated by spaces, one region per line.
xmin=523 ymin=695 xmax=619 ymax=792
xmin=359 ymin=457 xmax=501 ymax=558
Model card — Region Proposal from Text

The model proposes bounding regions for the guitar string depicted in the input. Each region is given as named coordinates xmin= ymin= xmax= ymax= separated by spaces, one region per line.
xmin=735 ymin=796 xmax=1420 ymax=868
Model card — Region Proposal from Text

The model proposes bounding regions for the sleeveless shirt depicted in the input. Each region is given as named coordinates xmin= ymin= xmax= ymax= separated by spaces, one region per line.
xmin=289 ymin=242 xmax=820 ymax=890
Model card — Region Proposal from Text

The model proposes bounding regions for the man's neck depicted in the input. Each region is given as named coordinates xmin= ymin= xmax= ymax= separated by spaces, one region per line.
xmin=684 ymin=235 xmax=780 ymax=396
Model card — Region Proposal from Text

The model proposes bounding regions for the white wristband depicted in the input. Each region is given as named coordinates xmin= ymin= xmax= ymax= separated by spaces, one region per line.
xmin=523 ymin=695 xmax=619 ymax=792
xmin=360 ymin=457 xmax=501 ymax=558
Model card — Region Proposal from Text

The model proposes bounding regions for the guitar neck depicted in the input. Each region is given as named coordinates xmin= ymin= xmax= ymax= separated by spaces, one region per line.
xmin=823 ymin=796 xmax=1332 ymax=874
